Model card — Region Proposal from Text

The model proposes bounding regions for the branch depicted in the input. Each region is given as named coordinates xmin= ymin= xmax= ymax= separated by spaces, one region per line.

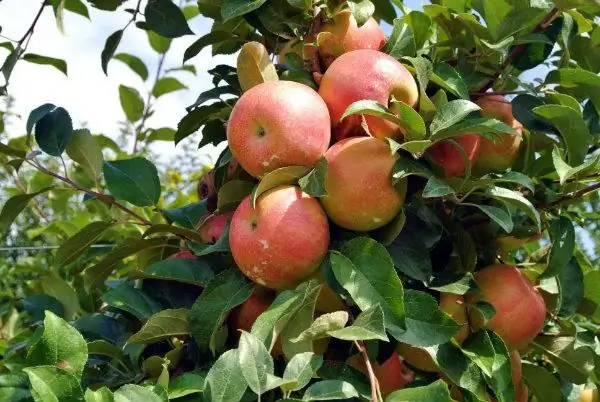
xmin=538 ymin=181 xmax=600 ymax=209
xmin=18 ymin=0 xmax=48 ymax=46
xmin=27 ymin=160 xmax=153 ymax=226
xmin=304 ymin=6 xmax=324 ymax=82
xmin=354 ymin=341 xmax=381 ymax=402
xmin=475 ymin=7 xmax=560 ymax=94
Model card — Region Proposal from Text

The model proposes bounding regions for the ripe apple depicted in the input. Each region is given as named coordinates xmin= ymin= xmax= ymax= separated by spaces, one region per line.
xmin=229 ymin=289 xmax=274 ymax=334
xmin=227 ymin=81 xmax=331 ymax=178
xmin=197 ymin=212 xmax=234 ymax=244
xmin=348 ymin=351 xmax=413 ymax=396
xmin=321 ymin=136 xmax=406 ymax=231
xmin=168 ymin=250 xmax=196 ymax=260
xmin=426 ymin=134 xmax=481 ymax=178
xmin=580 ymin=388 xmax=600 ymax=402
xmin=467 ymin=265 xmax=546 ymax=351
xmin=318 ymin=49 xmax=419 ymax=142
xmin=230 ymin=185 xmax=330 ymax=289
xmin=472 ymin=95 xmax=524 ymax=176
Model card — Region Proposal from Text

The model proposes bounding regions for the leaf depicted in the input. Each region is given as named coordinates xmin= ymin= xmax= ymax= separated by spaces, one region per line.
xmin=533 ymin=105 xmax=591 ymax=166
xmin=422 ymin=176 xmax=455 ymax=198
xmin=460 ymin=331 xmax=496 ymax=378
xmin=22 ymin=294 xmax=65 ymax=321
xmin=512 ymin=94 xmax=554 ymax=133
xmin=221 ymin=0 xmax=269 ymax=21
xmin=251 ymin=290 xmax=303 ymax=349
xmin=384 ymin=17 xmax=416 ymax=58
xmin=532 ymin=336 xmax=594 ymax=384
xmin=162 ymin=201 xmax=207 ymax=229
xmin=328 ymin=305 xmax=388 ymax=342
xmin=168 ymin=372 xmax=204 ymax=399
xmin=347 ymin=0 xmax=375 ymax=26
xmin=23 ymin=53 xmax=67 ymax=75
xmin=253 ymin=166 xmax=311 ymax=207
xmin=544 ymin=216 xmax=575 ymax=278
xmin=87 ymin=340 xmax=125 ymax=362
xmin=204 ymin=349 xmax=248 ymax=402
xmin=66 ymin=129 xmax=104 ymax=181
xmin=283 ymin=353 xmax=324 ymax=393
xmin=461 ymin=203 xmax=513 ymax=233
xmin=24 ymin=366 xmax=84 ymax=402
xmin=85 ymin=387 xmax=114 ymax=402
xmin=26 ymin=104 xmax=56 ymax=136
xmin=521 ymin=363 xmax=562 ymax=402
xmin=429 ymin=100 xmax=480 ymax=135
xmin=217 ymin=180 xmax=255 ymax=212
xmin=236 ymin=42 xmax=278 ymax=92
xmin=114 ymin=384 xmax=163 ymax=402
xmin=485 ymin=186 xmax=541 ymax=231
xmin=55 ymin=221 xmax=112 ymax=267
xmin=189 ymin=270 xmax=254 ymax=353
xmin=432 ymin=63 xmax=469 ymax=100
xmin=0 ymin=187 xmax=53 ymax=235
xmin=299 ymin=158 xmax=328 ymax=197
xmin=340 ymin=100 xmax=422 ymax=140
xmin=134 ymin=257 xmax=216 ymax=286
xmin=103 ymin=157 xmax=161 ymax=206
xmin=143 ymin=223 xmax=206 ymax=245
xmin=27 ymin=311 xmax=87 ymax=379
xmin=187 ymin=86 xmax=236 ymax=111
xmin=387 ymin=233 xmax=432 ymax=283
xmin=404 ymin=56 xmax=436 ymax=122
xmin=147 ymin=30 xmax=172 ymax=54
xmin=102 ymin=283 xmax=161 ymax=321
xmin=436 ymin=343 xmax=488 ymax=399
xmin=152 ymin=77 xmax=188 ymax=98
xmin=187 ymin=224 xmax=231 ymax=256
xmin=1 ymin=45 xmax=20 ymax=84
xmin=183 ymin=31 xmax=243 ymax=63
xmin=101 ymin=30 xmax=123 ymax=75
xmin=118 ymin=85 xmax=144 ymax=122
xmin=238 ymin=331 xmax=275 ymax=395
xmin=291 ymin=312 xmax=349 ymax=343
xmin=386 ymin=379 xmax=451 ymax=401
xmin=114 ymin=53 xmax=149 ymax=80
xmin=557 ymin=258 xmax=584 ymax=317
xmin=147 ymin=127 xmax=175 ymax=142
xmin=429 ymin=117 xmax=518 ymax=142
xmin=145 ymin=0 xmax=193 ymax=38
xmin=552 ymin=147 xmax=600 ymax=185
xmin=127 ymin=309 xmax=190 ymax=344
xmin=302 ymin=380 xmax=358 ymax=401
xmin=34 ymin=106 xmax=73 ymax=156
xmin=41 ymin=274 xmax=82 ymax=321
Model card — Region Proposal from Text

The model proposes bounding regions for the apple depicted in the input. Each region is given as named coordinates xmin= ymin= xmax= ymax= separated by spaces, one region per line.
xmin=467 ymin=264 xmax=546 ymax=351
xmin=229 ymin=289 xmax=274 ymax=334
xmin=197 ymin=169 xmax=216 ymax=200
xmin=580 ymin=388 xmax=600 ymax=402
xmin=472 ymin=95 xmax=524 ymax=176
xmin=227 ymin=81 xmax=331 ymax=178
xmin=318 ymin=49 xmax=419 ymax=142
xmin=230 ymin=185 xmax=330 ymax=289
xmin=348 ymin=351 xmax=414 ymax=396
xmin=321 ymin=136 xmax=406 ymax=231
xmin=168 ymin=250 xmax=196 ymax=260
xmin=426 ymin=134 xmax=481 ymax=178
xmin=197 ymin=212 xmax=234 ymax=244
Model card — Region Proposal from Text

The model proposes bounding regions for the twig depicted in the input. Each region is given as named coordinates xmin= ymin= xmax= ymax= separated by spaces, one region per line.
xmin=26 ymin=160 xmax=153 ymax=226
xmin=123 ymin=0 xmax=143 ymax=30
xmin=304 ymin=6 xmax=324 ymax=81
xmin=354 ymin=341 xmax=381 ymax=402
xmin=475 ymin=7 xmax=560 ymax=94
xmin=7 ymin=169 xmax=49 ymax=221
xmin=17 ymin=0 xmax=48 ymax=46
xmin=538 ymin=181 xmax=600 ymax=209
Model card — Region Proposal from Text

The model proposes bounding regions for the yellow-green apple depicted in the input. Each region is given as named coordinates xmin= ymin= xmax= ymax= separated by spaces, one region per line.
xmin=397 ymin=293 xmax=470 ymax=372
xmin=321 ymin=136 xmax=406 ymax=231
xmin=197 ymin=212 xmax=234 ymax=244
xmin=580 ymin=388 xmax=600 ymax=402
xmin=230 ymin=185 xmax=330 ymax=289
xmin=467 ymin=264 xmax=546 ymax=351
xmin=319 ymin=49 xmax=419 ymax=142
xmin=426 ymin=134 xmax=481 ymax=178
xmin=348 ymin=351 xmax=414 ymax=396
xmin=227 ymin=81 xmax=331 ymax=178
xmin=472 ymin=95 xmax=524 ymax=176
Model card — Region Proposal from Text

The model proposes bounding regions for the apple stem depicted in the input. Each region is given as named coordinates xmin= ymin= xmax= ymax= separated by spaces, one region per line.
xmin=354 ymin=340 xmax=381 ymax=402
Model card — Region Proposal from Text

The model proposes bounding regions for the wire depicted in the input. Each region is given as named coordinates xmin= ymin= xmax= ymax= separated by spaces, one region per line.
xmin=0 ymin=245 xmax=115 ymax=251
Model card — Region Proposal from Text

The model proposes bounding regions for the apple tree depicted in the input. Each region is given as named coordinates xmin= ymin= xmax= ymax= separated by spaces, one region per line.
xmin=1 ymin=0 xmax=600 ymax=401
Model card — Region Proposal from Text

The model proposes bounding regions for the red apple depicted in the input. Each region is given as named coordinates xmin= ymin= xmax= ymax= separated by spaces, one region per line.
xmin=227 ymin=81 xmax=331 ymax=178
xmin=467 ymin=265 xmax=546 ymax=351
xmin=229 ymin=289 xmax=273 ymax=333
xmin=321 ymin=136 xmax=406 ymax=231
xmin=230 ymin=185 xmax=330 ymax=289
xmin=426 ymin=134 xmax=481 ymax=178
xmin=348 ymin=351 xmax=413 ymax=397
xmin=318 ymin=49 xmax=419 ymax=142
xmin=168 ymin=250 xmax=196 ymax=260
xmin=197 ymin=212 xmax=234 ymax=244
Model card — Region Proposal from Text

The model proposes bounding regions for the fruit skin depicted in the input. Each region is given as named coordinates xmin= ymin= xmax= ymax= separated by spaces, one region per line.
xmin=230 ymin=185 xmax=330 ymax=289
xmin=426 ymin=134 xmax=481 ymax=178
xmin=227 ymin=81 xmax=331 ymax=178
xmin=579 ymin=388 xmax=600 ymax=402
xmin=318 ymin=49 xmax=419 ymax=142
xmin=228 ymin=289 xmax=273 ymax=334
xmin=472 ymin=95 xmax=524 ymax=176
xmin=467 ymin=264 xmax=546 ymax=351
xmin=197 ymin=212 xmax=234 ymax=244
xmin=321 ymin=137 xmax=406 ymax=231
xmin=168 ymin=250 xmax=196 ymax=260
xmin=348 ymin=351 xmax=414 ymax=397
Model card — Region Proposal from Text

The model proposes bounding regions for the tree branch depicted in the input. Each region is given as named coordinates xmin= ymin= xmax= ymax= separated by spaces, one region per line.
xmin=18 ymin=0 xmax=48 ymax=46
xmin=354 ymin=341 xmax=381 ymax=402
xmin=304 ymin=6 xmax=324 ymax=83
xmin=538 ymin=181 xmax=600 ymax=209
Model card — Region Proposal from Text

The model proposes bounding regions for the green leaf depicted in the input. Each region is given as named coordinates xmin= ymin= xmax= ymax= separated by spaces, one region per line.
xmin=328 ymin=305 xmax=388 ymax=342
xmin=302 ymin=380 xmax=358 ymax=401
xmin=552 ymin=146 xmax=600 ymax=185
xmin=205 ymin=349 xmax=248 ymax=402
xmin=347 ymin=0 xmax=375 ymax=26
xmin=41 ymin=274 xmax=82 ymax=320
xmin=27 ymin=311 xmax=87 ymax=379
xmin=556 ymin=258 xmax=584 ymax=317
xmin=24 ymin=366 xmax=84 ymax=402
xmin=521 ymin=363 xmax=562 ymax=402
xmin=253 ymin=166 xmax=311 ymax=207
xmin=23 ymin=294 xmax=65 ymax=321
xmin=340 ymin=100 xmax=420 ymax=140
xmin=299 ymin=158 xmax=328 ymax=197
xmin=383 ymin=18 xmax=415 ymax=58
xmin=1 ymin=45 xmax=20 ymax=84
xmin=87 ymin=340 xmax=125 ymax=362
xmin=533 ymin=105 xmax=591 ymax=166
xmin=147 ymin=127 xmax=175 ymax=142
xmin=512 ymin=94 xmax=554 ymax=133
xmin=390 ymin=100 xmax=427 ymax=141
xmin=168 ymin=372 xmax=204 ymax=399
xmin=187 ymin=86 xmax=236 ymax=111
xmin=162 ymin=201 xmax=207 ymax=229
xmin=460 ymin=331 xmax=496 ymax=377
xmin=23 ymin=53 xmax=67 ymax=75
xmin=133 ymin=257 xmax=216 ymax=286
xmin=152 ymin=77 xmax=188 ymax=98
xmin=102 ymin=283 xmax=161 ymax=321
xmin=386 ymin=379 xmax=451 ymax=401
xmin=485 ymin=186 xmax=541 ymax=231
xmin=404 ymin=56 xmax=436 ymax=122
xmin=143 ymin=223 xmax=206 ymax=245
xmin=103 ymin=157 xmax=161 ymax=206
xmin=221 ymin=0 xmax=269 ymax=21
xmin=114 ymin=53 xmax=149 ymax=80
xmin=189 ymin=270 xmax=254 ymax=353
xmin=34 ymin=106 xmax=73 ymax=156
xmin=127 ymin=309 xmax=190 ymax=344
xmin=101 ymin=30 xmax=123 ymax=75
xmin=55 ymin=221 xmax=112 ymax=267
xmin=583 ymin=270 xmax=600 ymax=323
xmin=422 ymin=176 xmax=455 ymax=198
xmin=251 ymin=290 xmax=303 ymax=350
xmin=217 ymin=180 xmax=255 ymax=212
xmin=145 ymin=0 xmax=193 ymax=38
xmin=237 ymin=41 xmax=279 ymax=93
xmin=147 ymin=30 xmax=172 ymax=54
xmin=291 ymin=311 xmax=349 ymax=343
xmin=436 ymin=343 xmax=487 ymax=399
xmin=429 ymin=117 xmax=518 ymax=142
xmin=283 ymin=353 xmax=324 ymax=393
xmin=27 ymin=104 xmax=57 ymax=137
xmin=187 ymin=224 xmax=232 ymax=256
xmin=544 ymin=216 xmax=575 ymax=278
xmin=238 ymin=331 xmax=275 ymax=395
xmin=532 ymin=336 xmax=594 ymax=384
xmin=183 ymin=31 xmax=243 ymax=63
xmin=114 ymin=384 xmax=163 ymax=402
xmin=66 ymin=129 xmax=104 ymax=181
xmin=430 ymin=100 xmax=480 ymax=135
xmin=461 ymin=203 xmax=513 ymax=233
xmin=118 ymin=85 xmax=144 ymax=122
xmin=0 ymin=186 xmax=53 ymax=235
xmin=85 ymin=387 xmax=114 ymax=402
xmin=432 ymin=63 xmax=469 ymax=100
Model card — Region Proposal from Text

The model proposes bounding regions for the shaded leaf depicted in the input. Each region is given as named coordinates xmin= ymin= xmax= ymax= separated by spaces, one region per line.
xmin=127 ymin=309 xmax=190 ymax=344
xmin=103 ymin=157 xmax=161 ymax=206
xmin=145 ymin=0 xmax=193 ymax=38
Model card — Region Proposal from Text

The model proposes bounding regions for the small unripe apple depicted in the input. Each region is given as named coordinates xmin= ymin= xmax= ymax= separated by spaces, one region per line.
xmin=347 ymin=351 xmax=413 ymax=397
xmin=230 ymin=185 xmax=330 ymax=289
xmin=197 ymin=212 xmax=234 ymax=244
xmin=467 ymin=265 xmax=546 ymax=351
xmin=227 ymin=81 xmax=331 ymax=178
xmin=319 ymin=49 xmax=419 ymax=142
xmin=426 ymin=134 xmax=481 ymax=178
xmin=321 ymin=136 xmax=406 ymax=231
